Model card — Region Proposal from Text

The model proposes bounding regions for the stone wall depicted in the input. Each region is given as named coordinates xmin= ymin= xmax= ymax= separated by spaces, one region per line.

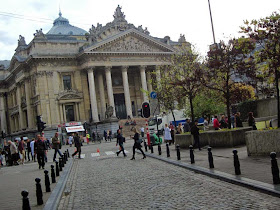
xmin=256 ymin=98 xmax=277 ymax=118
xmin=175 ymin=127 xmax=252 ymax=149
xmin=245 ymin=129 xmax=280 ymax=156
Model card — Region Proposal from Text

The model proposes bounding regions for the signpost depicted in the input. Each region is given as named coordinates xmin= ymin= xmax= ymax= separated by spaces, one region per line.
xmin=150 ymin=91 xmax=157 ymax=99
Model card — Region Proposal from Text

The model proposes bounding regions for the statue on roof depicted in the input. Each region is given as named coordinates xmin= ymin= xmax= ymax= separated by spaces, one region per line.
xmin=114 ymin=5 xmax=125 ymax=20
xmin=178 ymin=34 xmax=186 ymax=43
xmin=34 ymin=28 xmax=46 ymax=39
xmin=18 ymin=35 xmax=26 ymax=46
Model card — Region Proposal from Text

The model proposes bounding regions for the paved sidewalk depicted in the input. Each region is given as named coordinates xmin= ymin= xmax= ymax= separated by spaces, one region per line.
xmin=147 ymin=142 xmax=277 ymax=185
xmin=0 ymin=146 xmax=76 ymax=210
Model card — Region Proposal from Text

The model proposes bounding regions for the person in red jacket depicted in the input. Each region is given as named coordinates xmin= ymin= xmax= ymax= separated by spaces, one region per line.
xmin=213 ymin=116 xmax=220 ymax=130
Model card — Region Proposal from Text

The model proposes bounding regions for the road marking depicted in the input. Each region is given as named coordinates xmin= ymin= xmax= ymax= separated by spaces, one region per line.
xmin=124 ymin=150 xmax=130 ymax=153
xmin=105 ymin=151 xmax=115 ymax=155
xmin=80 ymin=154 xmax=85 ymax=159
xmin=91 ymin=153 xmax=100 ymax=157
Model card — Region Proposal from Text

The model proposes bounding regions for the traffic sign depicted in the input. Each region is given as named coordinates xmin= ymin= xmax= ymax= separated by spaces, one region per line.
xmin=150 ymin=91 xmax=157 ymax=99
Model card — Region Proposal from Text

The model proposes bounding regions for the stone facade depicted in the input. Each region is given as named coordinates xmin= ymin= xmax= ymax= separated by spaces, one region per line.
xmin=0 ymin=6 xmax=190 ymax=138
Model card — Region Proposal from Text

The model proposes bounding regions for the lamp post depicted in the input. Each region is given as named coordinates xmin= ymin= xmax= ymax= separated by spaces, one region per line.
xmin=208 ymin=0 xmax=216 ymax=44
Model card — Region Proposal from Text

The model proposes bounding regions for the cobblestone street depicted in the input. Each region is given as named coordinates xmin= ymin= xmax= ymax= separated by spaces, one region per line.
xmin=59 ymin=140 xmax=280 ymax=210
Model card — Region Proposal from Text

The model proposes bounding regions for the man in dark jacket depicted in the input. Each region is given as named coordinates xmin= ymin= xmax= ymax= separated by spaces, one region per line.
xmin=72 ymin=133 xmax=81 ymax=159
xmin=184 ymin=119 xmax=191 ymax=132
xmin=52 ymin=132 xmax=63 ymax=162
xmin=235 ymin=112 xmax=243 ymax=128
xmin=191 ymin=120 xmax=201 ymax=150
xmin=116 ymin=129 xmax=126 ymax=157
xmin=35 ymin=135 xmax=47 ymax=169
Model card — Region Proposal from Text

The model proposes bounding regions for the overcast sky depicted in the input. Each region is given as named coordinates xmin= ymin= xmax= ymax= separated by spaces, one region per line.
xmin=0 ymin=0 xmax=279 ymax=60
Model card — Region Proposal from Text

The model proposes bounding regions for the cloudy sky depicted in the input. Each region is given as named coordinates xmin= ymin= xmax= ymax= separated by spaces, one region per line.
xmin=0 ymin=0 xmax=279 ymax=60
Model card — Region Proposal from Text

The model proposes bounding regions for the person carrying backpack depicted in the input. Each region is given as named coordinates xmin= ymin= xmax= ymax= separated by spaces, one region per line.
xmin=35 ymin=135 xmax=47 ymax=169
xmin=130 ymin=127 xmax=146 ymax=160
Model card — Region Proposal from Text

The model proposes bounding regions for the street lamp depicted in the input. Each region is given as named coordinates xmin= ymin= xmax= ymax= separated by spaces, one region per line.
xmin=208 ymin=0 xmax=216 ymax=44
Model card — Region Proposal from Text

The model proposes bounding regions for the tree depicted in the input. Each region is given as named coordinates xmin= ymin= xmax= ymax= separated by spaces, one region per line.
xmin=184 ymin=90 xmax=225 ymax=120
xmin=230 ymin=83 xmax=256 ymax=104
xmin=241 ymin=11 xmax=280 ymax=127
xmin=205 ymin=38 xmax=256 ymax=128
xmin=170 ymin=47 xmax=203 ymax=122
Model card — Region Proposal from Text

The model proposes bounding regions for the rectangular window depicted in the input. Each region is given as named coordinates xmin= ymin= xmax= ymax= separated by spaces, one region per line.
xmin=65 ymin=105 xmax=75 ymax=122
xmin=63 ymin=75 xmax=72 ymax=90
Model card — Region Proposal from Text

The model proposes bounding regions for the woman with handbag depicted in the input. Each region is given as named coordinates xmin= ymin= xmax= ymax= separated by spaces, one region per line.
xmin=131 ymin=127 xmax=146 ymax=160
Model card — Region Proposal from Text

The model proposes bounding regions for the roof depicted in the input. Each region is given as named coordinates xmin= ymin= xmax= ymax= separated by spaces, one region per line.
xmin=47 ymin=11 xmax=87 ymax=36
xmin=0 ymin=60 xmax=10 ymax=69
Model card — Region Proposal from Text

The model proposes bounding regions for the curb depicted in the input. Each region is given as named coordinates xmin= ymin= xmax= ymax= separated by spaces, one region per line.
xmin=43 ymin=158 xmax=73 ymax=210
xmin=143 ymin=152 xmax=280 ymax=198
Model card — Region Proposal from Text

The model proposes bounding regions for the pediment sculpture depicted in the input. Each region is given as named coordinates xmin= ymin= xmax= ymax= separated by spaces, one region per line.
xmin=57 ymin=89 xmax=83 ymax=100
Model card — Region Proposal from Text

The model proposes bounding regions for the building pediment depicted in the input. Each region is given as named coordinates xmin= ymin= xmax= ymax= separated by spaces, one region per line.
xmin=83 ymin=29 xmax=175 ymax=54
xmin=57 ymin=90 xmax=83 ymax=101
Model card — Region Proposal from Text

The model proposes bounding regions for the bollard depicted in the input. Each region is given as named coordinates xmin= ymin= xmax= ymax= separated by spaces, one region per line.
xmin=150 ymin=144 xmax=154 ymax=153
xmin=270 ymin=152 xmax=280 ymax=184
xmin=144 ymin=140 xmax=148 ymax=152
xmin=67 ymin=149 xmax=70 ymax=158
xmin=166 ymin=143 xmax=170 ymax=157
xmin=208 ymin=147 xmax=214 ymax=168
xmin=63 ymin=153 xmax=66 ymax=165
xmin=158 ymin=144 xmax=162 ymax=155
xmin=51 ymin=165 xmax=56 ymax=183
xmin=21 ymin=190 xmax=31 ymax=210
xmin=55 ymin=161 xmax=60 ymax=176
xmin=233 ymin=149 xmax=241 ymax=175
xmin=35 ymin=178 xmax=43 ymax=205
xmin=44 ymin=170 xmax=51 ymax=192
xmin=65 ymin=152 xmax=68 ymax=162
xmin=176 ymin=144 xmax=181 ymax=160
xmin=61 ymin=156 xmax=65 ymax=167
xmin=59 ymin=158 xmax=63 ymax=171
xmin=189 ymin=145 xmax=195 ymax=164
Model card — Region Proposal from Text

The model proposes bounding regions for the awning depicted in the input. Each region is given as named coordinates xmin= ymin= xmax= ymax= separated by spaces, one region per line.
xmin=65 ymin=126 xmax=85 ymax=133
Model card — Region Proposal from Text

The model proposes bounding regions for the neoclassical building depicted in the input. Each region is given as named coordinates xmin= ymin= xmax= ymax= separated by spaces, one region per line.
xmin=0 ymin=6 xmax=189 ymax=138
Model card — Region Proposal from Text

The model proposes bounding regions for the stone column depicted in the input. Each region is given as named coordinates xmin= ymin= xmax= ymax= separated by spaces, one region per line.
xmin=24 ymin=79 xmax=34 ymax=129
xmin=97 ymin=72 xmax=106 ymax=120
xmin=88 ymin=69 xmax=99 ymax=122
xmin=16 ymin=84 xmax=24 ymax=130
xmin=140 ymin=66 xmax=149 ymax=102
xmin=0 ymin=94 xmax=7 ymax=133
xmin=146 ymin=71 xmax=153 ymax=93
xmin=156 ymin=67 xmax=161 ymax=88
xmin=121 ymin=66 xmax=133 ymax=118
xmin=105 ymin=66 xmax=116 ymax=116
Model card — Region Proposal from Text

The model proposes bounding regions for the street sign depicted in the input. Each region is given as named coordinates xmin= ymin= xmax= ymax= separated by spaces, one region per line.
xmin=150 ymin=91 xmax=157 ymax=99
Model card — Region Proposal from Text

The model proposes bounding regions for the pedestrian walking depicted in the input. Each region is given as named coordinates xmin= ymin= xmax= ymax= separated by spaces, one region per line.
xmin=130 ymin=127 xmax=146 ymax=160
xmin=52 ymin=132 xmax=63 ymax=162
xmin=26 ymin=138 xmax=31 ymax=161
xmin=169 ymin=123 xmax=175 ymax=144
xmin=235 ymin=112 xmax=243 ymax=128
xmin=191 ymin=120 xmax=201 ymax=150
xmin=184 ymin=119 xmax=191 ymax=132
xmin=164 ymin=124 xmax=172 ymax=145
xmin=18 ymin=137 xmax=26 ymax=165
xmin=176 ymin=123 xmax=183 ymax=134
xmin=8 ymin=140 xmax=19 ymax=166
xmin=203 ymin=118 xmax=209 ymax=131
xmin=141 ymin=127 xmax=145 ymax=138
xmin=248 ymin=112 xmax=257 ymax=130
xmin=35 ymin=135 xmax=47 ymax=169
xmin=219 ymin=115 xmax=228 ymax=129
xmin=116 ymin=129 xmax=126 ymax=157
xmin=30 ymin=138 xmax=36 ymax=162
xmin=104 ymin=130 xmax=107 ymax=141
xmin=213 ymin=116 xmax=220 ymax=130
xmin=72 ymin=132 xmax=82 ymax=158
xmin=68 ymin=133 xmax=73 ymax=147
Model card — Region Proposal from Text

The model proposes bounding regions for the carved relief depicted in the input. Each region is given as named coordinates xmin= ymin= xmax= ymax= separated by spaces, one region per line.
xmin=57 ymin=89 xmax=83 ymax=101
xmin=21 ymin=96 xmax=27 ymax=109
xmin=38 ymin=60 xmax=77 ymax=67
xmin=94 ymin=37 xmax=162 ymax=52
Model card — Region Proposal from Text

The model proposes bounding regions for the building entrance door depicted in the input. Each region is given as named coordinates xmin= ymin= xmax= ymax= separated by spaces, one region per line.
xmin=114 ymin=93 xmax=127 ymax=119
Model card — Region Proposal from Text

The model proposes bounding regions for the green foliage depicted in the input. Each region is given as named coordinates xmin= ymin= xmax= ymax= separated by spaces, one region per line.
xmin=237 ymin=100 xmax=257 ymax=121
xmin=184 ymin=90 xmax=225 ymax=119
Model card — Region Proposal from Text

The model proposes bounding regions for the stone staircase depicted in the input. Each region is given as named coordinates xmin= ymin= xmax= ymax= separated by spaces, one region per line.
xmin=118 ymin=118 xmax=148 ymax=138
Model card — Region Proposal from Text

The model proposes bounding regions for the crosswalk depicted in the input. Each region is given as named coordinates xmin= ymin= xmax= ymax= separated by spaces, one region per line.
xmin=74 ymin=150 xmax=130 ymax=159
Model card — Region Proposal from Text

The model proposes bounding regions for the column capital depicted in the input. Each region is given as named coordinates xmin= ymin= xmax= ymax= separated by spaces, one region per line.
xmin=121 ymin=66 xmax=129 ymax=72
xmin=87 ymin=68 xmax=94 ymax=74
xmin=104 ymin=66 xmax=112 ymax=73
xmin=140 ymin=65 xmax=147 ymax=71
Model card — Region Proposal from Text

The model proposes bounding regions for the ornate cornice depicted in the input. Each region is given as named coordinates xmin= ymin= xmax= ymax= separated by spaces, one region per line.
xmin=57 ymin=89 xmax=83 ymax=101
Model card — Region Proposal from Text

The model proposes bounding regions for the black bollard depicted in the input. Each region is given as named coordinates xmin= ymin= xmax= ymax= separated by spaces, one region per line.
xmin=65 ymin=152 xmax=68 ymax=162
xmin=270 ymin=152 xmax=280 ymax=184
xmin=55 ymin=161 xmax=60 ymax=176
xmin=61 ymin=156 xmax=65 ymax=167
xmin=35 ymin=178 xmax=43 ymax=205
xmin=44 ymin=170 xmax=51 ymax=192
xmin=59 ymin=158 xmax=63 ymax=171
xmin=208 ymin=147 xmax=214 ymax=168
xmin=150 ymin=144 xmax=154 ymax=153
xmin=176 ymin=144 xmax=181 ymax=160
xmin=144 ymin=140 xmax=148 ymax=152
xmin=64 ymin=153 xmax=67 ymax=164
xmin=233 ymin=149 xmax=241 ymax=175
xmin=158 ymin=144 xmax=162 ymax=155
xmin=21 ymin=190 xmax=31 ymax=210
xmin=51 ymin=165 xmax=56 ymax=183
xmin=166 ymin=143 xmax=170 ymax=157
xmin=67 ymin=149 xmax=70 ymax=158
xmin=189 ymin=145 xmax=195 ymax=164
